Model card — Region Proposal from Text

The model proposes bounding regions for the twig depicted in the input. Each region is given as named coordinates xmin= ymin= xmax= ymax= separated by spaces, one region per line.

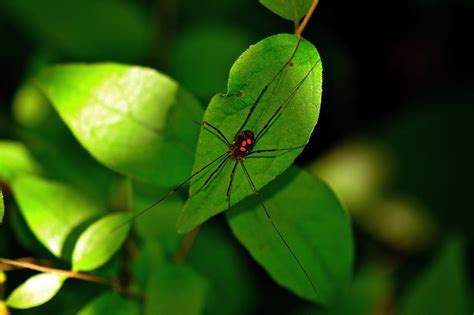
xmin=0 ymin=258 xmax=144 ymax=301
xmin=295 ymin=0 xmax=320 ymax=38
xmin=173 ymin=226 xmax=201 ymax=264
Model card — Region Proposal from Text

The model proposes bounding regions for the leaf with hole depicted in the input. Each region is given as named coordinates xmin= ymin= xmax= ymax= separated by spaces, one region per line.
xmin=227 ymin=166 xmax=353 ymax=304
xmin=6 ymin=273 xmax=66 ymax=309
xmin=177 ymin=33 xmax=322 ymax=233
xmin=36 ymin=63 xmax=203 ymax=187
xmin=11 ymin=173 xmax=104 ymax=258
xmin=72 ymin=212 xmax=131 ymax=272
xmin=260 ymin=0 xmax=313 ymax=22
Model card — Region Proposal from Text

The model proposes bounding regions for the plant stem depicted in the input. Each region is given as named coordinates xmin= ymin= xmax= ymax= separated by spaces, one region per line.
xmin=0 ymin=258 xmax=144 ymax=301
xmin=174 ymin=226 xmax=200 ymax=264
xmin=295 ymin=0 xmax=320 ymax=38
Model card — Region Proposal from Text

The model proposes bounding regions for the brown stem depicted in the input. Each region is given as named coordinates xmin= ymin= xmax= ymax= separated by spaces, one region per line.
xmin=295 ymin=0 xmax=320 ymax=38
xmin=0 ymin=258 xmax=144 ymax=301
xmin=174 ymin=226 xmax=200 ymax=264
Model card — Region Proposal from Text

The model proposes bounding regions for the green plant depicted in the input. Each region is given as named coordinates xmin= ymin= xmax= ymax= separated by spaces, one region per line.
xmin=0 ymin=1 xmax=354 ymax=314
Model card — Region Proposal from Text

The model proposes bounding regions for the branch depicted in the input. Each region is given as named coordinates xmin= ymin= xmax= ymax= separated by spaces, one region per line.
xmin=0 ymin=258 xmax=144 ymax=301
xmin=295 ymin=0 xmax=320 ymax=38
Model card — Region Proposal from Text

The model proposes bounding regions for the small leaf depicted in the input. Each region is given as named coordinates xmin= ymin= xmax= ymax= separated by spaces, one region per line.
xmin=177 ymin=33 xmax=322 ymax=232
xmin=0 ymin=141 xmax=41 ymax=182
xmin=398 ymin=237 xmax=470 ymax=315
xmin=7 ymin=273 xmax=66 ymax=309
xmin=79 ymin=292 xmax=140 ymax=315
xmin=72 ymin=212 xmax=131 ymax=272
xmin=11 ymin=173 xmax=104 ymax=257
xmin=227 ymin=166 xmax=353 ymax=304
xmin=260 ymin=0 xmax=312 ymax=22
xmin=0 ymin=189 xmax=4 ymax=224
xmin=36 ymin=63 xmax=203 ymax=187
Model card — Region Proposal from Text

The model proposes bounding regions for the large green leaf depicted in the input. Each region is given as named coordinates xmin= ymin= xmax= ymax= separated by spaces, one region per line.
xmin=78 ymin=292 xmax=140 ymax=315
xmin=6 ymin=273 xmax=66 ymax=309
xmin=398 ymin=237 xmax=470 ymax=315
xmin=177 ymin=34 xmax=322 ymax=232
xmin=36 ymin=63 xmax=203 ymax=186
xmin=72 ymin=212 xmax=131 ymax=272
xmin=260 ymin=0 xmax=312 ymax=22
xmin=227 ymin=166 xmax=353 ymax=304
xmin=0 ymin=141 xmax=41 ymax=182
xmin=11 ymin=173 xmax=104 ymax=257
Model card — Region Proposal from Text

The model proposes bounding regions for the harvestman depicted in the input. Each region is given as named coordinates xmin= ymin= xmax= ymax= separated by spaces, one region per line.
xmin=129 ymin=37 xmax=321 ymax=298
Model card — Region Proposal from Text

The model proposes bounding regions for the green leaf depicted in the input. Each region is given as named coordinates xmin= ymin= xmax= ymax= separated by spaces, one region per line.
xmin=11 ymin=173 xmax=104 ymax=257
xmin=260 ymin=0 xmax=312 ymax=22
xmin=72 ymin=212 xmax=131 ymax=272
xmin=227 ymin=166 xmax=353 ymax=304
xmin=1 ymin=0 xmax=151 ymax=62
xmin=177 ymin=33 xmax=322 ymax=232
xmin=36 ymin=63 xmax=203 ymax=187
xmin=0 ymin=141 xmax=41 ymax=182
xmin=0 ymin=189 xmax=4 ymax=224
xmin=398 ymin=237 xmax=470 ymax=315
xmin=7 ymin=273 xmax=66 ymax=309
xmin=79 ymin=292 xmax=140 ymax=315
xmin=188 ymin=223 xmax=257 ymax=315
xmin=146 ymin=263 xmax=207 ymax=315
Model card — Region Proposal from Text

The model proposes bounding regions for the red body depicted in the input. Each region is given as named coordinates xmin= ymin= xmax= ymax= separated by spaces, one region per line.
xmin=229 ymin=130 xmax=255 ymax=160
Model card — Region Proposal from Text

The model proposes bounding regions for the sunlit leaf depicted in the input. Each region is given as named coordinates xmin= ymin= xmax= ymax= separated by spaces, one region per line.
xmin=6 ymin=273 xmax=66 ymax=309
xmin=79 ymin=292 xmax=140 ymax=315
xmin=178 ymin=34 xmax=322 ymax=232
xmin=11 ymin=173 xmax=104 ymax=257
xmin=72 ymin=212 xmax=131 ymax=272
xmin=227 ymin=166 xmax=353 ymax=304
xmin=398 ymin=237 xmax=470 ymax=315
xmin=0 ymin=141 xmax=41 ymax=182
xmin=36 ymin=64 xmax=203 ymax=187
xmin=260 ymin=0 xmax=312 ymax=21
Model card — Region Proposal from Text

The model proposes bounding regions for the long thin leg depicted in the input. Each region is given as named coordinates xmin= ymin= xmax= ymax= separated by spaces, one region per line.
xmin=193 ymin=120 xmax=230 ymax=145
xmin=250 ymin=144 xmax=306 ymax=156
xmin=240 ymin=161 xmax=319 ymax=300
xmin=255 ymin=59 xmax=321 ymax=143
xmin=226 ymin=161 xmax=239 ymax=209
xmin=235 ymin=38 xmax=303 ymax=137
xmin=113 ymin=151 xmax=229 ymax=231
xmin=189 ymin=155 xmax=230 ymax=198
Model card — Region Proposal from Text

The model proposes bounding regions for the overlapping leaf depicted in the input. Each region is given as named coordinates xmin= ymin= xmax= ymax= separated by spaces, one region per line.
xmin=227 ymin=167 xmax=353 ymax=304
xmin=11 ymin=173 xmax=104 ymax=257
xmin=177 ymin=34 xmax=322 ymax=232
xmin=36 ymin=64 xmax=203 ymax=187
xmin=72 ymin=213 xmax=131 ymax=272
xmin=6 ymin=273 xmax=66 ymax=309
xmin=0 ymin=141 xmax=41 ymax=182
